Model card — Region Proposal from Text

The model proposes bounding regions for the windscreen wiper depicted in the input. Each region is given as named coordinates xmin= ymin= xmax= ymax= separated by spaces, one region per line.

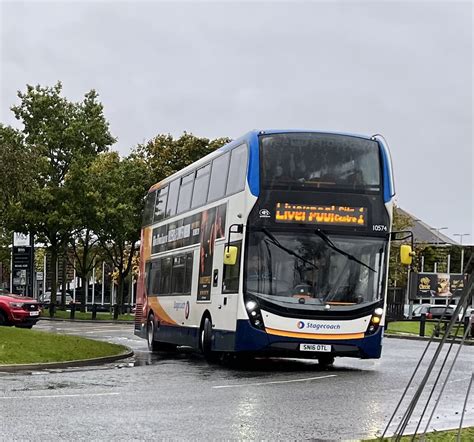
xmin=261 ymin=228 xmax=318 ymax=270
xmin=314 ymin=228 xmax=376 ymax=273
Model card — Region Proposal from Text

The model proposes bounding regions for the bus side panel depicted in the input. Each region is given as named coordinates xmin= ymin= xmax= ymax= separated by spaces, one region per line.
xmin=150 ymin=247 xmax=201 ymax=348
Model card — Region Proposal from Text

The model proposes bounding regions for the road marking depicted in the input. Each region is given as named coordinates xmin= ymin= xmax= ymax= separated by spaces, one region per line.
xmin=212 ymin=374 xmax=337 ymax=389
xmin=0 ymin=392 xmax=119 ymax=400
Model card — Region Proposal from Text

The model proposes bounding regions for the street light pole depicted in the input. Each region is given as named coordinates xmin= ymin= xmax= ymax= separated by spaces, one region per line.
xmin=453 ymin=233 xmax=470 ymax=245
xmin=453 ymin=233 xmax=470 ymax=272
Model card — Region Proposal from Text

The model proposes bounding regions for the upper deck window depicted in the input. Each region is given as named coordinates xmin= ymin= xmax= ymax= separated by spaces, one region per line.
xmin=154 ymin=186 xmax=168 ymax=222
xmin=260 ymin=133 xmax=381 ymax=192
xmin=166 ymin=179 xmax=180 ymax=217
xmin=191 ymin=164 xmax=211 ymax=209
xmin=142 ymin=190 xmax=156 ymax=226
xmin=226 ymin=144 xmax=248 ymax=195
xmin=208 ymin=152 xmax=230 ymax=202
xmin=177 ymin=171 xmax=194 ymax=214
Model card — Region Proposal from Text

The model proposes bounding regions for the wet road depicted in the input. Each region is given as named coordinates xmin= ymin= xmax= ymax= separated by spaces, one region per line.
xmin=1 ymin=320 xmax=473 ymax=440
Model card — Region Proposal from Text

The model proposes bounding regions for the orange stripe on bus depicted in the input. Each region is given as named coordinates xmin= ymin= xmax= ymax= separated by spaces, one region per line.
xmin=265 ymin=327 xmax=364 ymax=340
xmin=148 ymin=298 xmax=178 ymax=326
xmin=142 ymin=227 xmax=152 ymax=261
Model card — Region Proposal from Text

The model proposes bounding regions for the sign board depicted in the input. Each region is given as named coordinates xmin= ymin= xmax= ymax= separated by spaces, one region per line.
xmin=275 ymin=203 xmax=367 ymax=226
xmin=13 ymin=232 xmax=31 ymax=247
xmin=36 ymin=272 xmax=44 ymax=281
xmin=12 ymin=245 xmax=34 ymax=296
xmin=410 ymin=272 xmax=466 ymax=300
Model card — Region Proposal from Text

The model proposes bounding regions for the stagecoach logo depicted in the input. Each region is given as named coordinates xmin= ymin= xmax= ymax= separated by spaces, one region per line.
xmin=185 ymin=301 xmax=190 ymax=319
xmin=259 ymin=209 xmax=271 ymax=218
xmin=173 ymin=301 xmax=186 ymax=311
xmin=296 ymin=320 xmax=341 ymax=331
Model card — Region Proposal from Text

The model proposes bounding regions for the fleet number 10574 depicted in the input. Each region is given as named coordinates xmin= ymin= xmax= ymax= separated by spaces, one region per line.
xmin=372 ymin=225 xmax=387 ymax=232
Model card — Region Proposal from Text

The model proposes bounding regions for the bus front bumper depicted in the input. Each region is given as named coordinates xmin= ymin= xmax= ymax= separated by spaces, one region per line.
xmin=232 ymin=319 xmax=383 ymax=359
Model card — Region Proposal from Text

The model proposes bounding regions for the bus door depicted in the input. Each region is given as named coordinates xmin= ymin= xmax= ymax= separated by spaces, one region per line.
xmin=197 ymin=204 xmax=227 ymax=302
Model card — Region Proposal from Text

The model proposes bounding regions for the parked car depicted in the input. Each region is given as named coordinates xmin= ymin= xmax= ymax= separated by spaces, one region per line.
xmin=458 ymin=307 xmax=474 ymax=322
xmin=39 ymin=292 xmax=81 ymax=308
xmin=410 ymin=304 xmax=455 ymax=320
xmin=0 ymin=292 xmax=41 ymax=328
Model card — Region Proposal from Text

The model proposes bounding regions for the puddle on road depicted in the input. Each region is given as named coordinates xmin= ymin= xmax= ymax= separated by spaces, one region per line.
xmin=11 ymin=381 xmax=75 ymax=392
xmin=130 ymin=348 xmax=366 ymax=377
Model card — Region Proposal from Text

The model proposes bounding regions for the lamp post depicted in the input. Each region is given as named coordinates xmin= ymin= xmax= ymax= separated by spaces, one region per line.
xmin=453 ymin=233 xmax=470 ymax=245
xmin=453 ymin=233 xmax=470 ymax=272
xmin=430 ymin=227 xmax=448 ymax=245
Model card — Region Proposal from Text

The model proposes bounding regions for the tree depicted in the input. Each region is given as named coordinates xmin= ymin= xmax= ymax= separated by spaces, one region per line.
xmin=63 ymin=157 xmax=105 ymax=310
xmin=389 ymin=206 xmax=414 ymax=287
xmin=6 ymin=82 xmax=115 ymax=304
xmin=88 ymin=152 xmax=152 ymax=317
xmin=134 ymin=132 xmax=230 ymax=182
xmin=0 ymin=125 xmax=33 ymax=221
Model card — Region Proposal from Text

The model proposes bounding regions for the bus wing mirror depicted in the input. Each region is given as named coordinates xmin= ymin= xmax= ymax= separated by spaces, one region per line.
xmin=400 ymin=244 xmax=414 ymax=266
xmin=224 ymin=246 xmax=238 ymax=266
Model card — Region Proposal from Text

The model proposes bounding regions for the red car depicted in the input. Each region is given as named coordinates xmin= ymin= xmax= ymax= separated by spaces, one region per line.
xmin=0 ymin=292 xmax=41 ymax=328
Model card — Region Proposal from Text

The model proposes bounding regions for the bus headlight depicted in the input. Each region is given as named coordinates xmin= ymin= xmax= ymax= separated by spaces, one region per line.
xmin=245 ymin=300 xmax=265 ymax=330
xmin=246 ymin=301 xmax=258 ymax=311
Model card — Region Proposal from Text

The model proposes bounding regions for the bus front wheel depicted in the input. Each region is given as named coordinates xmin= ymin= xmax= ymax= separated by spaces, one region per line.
xmin=318 ymin=355 xmax=335 ymax=368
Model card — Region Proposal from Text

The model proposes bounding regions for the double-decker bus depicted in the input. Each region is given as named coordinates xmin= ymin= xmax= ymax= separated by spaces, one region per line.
xmin=135 ymin=130 xmax=395 ymax=365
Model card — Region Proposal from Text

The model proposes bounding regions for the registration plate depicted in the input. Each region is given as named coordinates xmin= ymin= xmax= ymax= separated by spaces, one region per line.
xmin=299 ymin=343 xmax=331 ymax=352
xmin=29 ymin=311 xmax=39 ymax=316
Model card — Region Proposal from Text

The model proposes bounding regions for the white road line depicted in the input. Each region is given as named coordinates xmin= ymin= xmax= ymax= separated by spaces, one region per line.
xmin=0 ymin=392 xmax=120 ymax=400
xmin=212 ymin=374 xmax=337 ymax=389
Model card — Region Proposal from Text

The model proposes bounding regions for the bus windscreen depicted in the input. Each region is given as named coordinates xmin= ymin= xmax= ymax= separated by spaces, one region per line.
xmin=260 ymin=133 xmax=381 ymax=191
xmin=246 ymin=231 xmax=386 ymax=306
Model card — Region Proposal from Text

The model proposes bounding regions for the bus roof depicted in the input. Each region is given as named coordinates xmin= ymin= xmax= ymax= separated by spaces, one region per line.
xmin=148 ymin=130 xmax=394 ymax=202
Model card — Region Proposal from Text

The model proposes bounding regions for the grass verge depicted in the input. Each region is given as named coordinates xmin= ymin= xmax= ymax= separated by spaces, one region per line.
xmin=44 ymin=309 xmax=134 ymax=321
xmin=365 ymin=426 xmax=474 ymax=441
xmin=386 ymin=321 xmax=466 ymax=337
xmin=0 ymin=326 xmax=128 ymax=365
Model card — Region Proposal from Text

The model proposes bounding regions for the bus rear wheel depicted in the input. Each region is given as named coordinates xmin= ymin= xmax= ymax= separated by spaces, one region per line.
xmin=147 ymin=314 xmax=176 ymax=352
xmin=201 ymin=316 xmax=219 ymax=362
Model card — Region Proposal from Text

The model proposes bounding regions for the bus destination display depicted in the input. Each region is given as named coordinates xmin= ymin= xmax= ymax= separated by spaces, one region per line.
xmin=275 ymin=202 xmax=367 ymax=226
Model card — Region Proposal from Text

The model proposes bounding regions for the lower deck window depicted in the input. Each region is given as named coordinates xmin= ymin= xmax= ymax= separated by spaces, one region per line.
xmin=147 ymin=252 xmax=194 ymax=296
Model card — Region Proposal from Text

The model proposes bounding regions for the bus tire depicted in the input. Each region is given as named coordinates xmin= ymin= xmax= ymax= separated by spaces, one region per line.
xmin=318 ymin=355 xmax=335 ymax=368
xmin=147 ymin=314 xmax=176 ymax=352
xmin=147 ymin=314 xmax=158 ymax=351
xmin=201 ymin=316 xmax=218 ymax=362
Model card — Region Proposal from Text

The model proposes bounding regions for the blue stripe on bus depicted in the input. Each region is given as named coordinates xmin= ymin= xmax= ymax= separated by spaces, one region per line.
xmin=376 ymin=137 xmax=395 ymax=203
xmin=254 ymin=129 xmax=373 ymax=139
xmin=247 ymin=131 xmax=260 ymax=197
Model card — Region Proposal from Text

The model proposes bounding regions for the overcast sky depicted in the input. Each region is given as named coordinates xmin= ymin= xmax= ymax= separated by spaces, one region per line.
xmin=1 ymin=1 xmax=472 ymax=243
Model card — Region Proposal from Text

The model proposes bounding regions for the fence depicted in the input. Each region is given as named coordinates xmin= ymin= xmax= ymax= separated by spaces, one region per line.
xmin=386 ymin=287 xmax=406 ymax=321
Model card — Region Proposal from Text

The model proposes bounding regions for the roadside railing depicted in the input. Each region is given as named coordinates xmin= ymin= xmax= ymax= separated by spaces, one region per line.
xmin=45 ymin=303 xmax=134 ymax=320
xmin=418 ymin=313 xmax=473 ymax=339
